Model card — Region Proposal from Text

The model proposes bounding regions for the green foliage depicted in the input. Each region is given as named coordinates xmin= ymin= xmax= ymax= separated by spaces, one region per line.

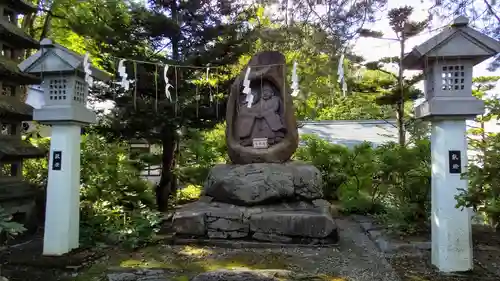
xmin=177 ymin=123 xmax=228 ymax=186
xmin=22 ymin=137 xmax=50 ymax=187
xmin=455 ymin=133 xmax=500 ymax=229
xmin=296 ymin=134 xmax=431 ymax=233
xmin=23 ymin=133 xmax=161 ymax=248
xmin=374 ymin=141 xmax=431 ymax=233
xmin=316 ymin=93 xmax=394 ymax=120
xmin=0 ymin=207 xmax=26 ymax=242
xmin=456 ymin=76 xmax=500 ymax=230
xmin=175 ymin=184 xmax=202 ymax=205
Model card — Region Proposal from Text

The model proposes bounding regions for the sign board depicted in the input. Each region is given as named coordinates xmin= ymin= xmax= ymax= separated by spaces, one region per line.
xmin=52 ymin=151 xmax=62 ymax=171
xmin=448 ymin=150 xmax=461 ymax=174
xmin=252 ymin=138 xmax=268 ymax=149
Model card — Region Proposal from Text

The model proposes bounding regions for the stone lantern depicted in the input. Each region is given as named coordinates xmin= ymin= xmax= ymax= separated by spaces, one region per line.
xmin=402 ymin=16 xmax=500 ymax=272
xmin=19 ymin=38 xmax=111 ymax=255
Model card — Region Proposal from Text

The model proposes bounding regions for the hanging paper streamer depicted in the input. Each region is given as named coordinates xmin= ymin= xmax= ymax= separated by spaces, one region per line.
xmin=174 ymin=66 xmax=178 ymax=116
xmin=133 ymin=61 xmax=138 ymax=109
xmin=195 ymin=83 xmax=200 ymax=117
xmin=163 ymin=65 xmax=173 ymax=101
xmin=337 ymin=54 xmax=347 ymax=96
xmin=118 ymin=59 xmax=130 ymax=91
xmin=83 ymin=53 xmax=93 ymax=87
xmin=206 ymin=67 xmax=213 ymax=103
xmin=154 ymin=64 xmax=159 ymax=111
xmin=242 ymin=67 xmax=253 ymax=108
xmin=291 ymin=61 xmax=299 ymax=97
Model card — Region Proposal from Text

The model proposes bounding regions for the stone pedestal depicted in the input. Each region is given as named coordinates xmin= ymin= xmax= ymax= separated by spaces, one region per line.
xmin=43 ymin=124 xmax=81 ymax=255
xmin=430 ymin=120 xmax=473 ymax=271
xmin=172 ymin=162 xmax=338 ymax=244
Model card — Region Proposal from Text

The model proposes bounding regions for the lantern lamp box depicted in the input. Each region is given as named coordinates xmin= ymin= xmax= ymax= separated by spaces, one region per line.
xmin=402 ymin=16 xmax=500 ymax=119
xmin=18 ymin=39 xmax=111 ymax=125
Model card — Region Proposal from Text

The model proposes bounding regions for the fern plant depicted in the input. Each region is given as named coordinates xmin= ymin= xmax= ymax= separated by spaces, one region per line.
xmin=0 ymin=207 xmax=26 ymax=241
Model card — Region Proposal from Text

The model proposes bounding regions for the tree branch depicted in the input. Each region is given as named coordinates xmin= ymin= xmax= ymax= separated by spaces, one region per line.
xmin=482 ymin=0 xmax=500 ymax=23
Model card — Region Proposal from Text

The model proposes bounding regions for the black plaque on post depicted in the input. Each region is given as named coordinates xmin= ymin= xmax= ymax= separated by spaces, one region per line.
xmin=52 ymin=151 xmax=62 ymax=171
xmin=448 ymin=150 xmax=461 ymax=174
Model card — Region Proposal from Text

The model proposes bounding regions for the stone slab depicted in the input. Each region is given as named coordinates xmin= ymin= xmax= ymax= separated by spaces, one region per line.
xmin=172 ymin=200 xmax=338 ymax=244
xmin=191 ymin=269 xmax=279 ymax=281
xmin=249 ymin=211 xmax=336 ymax=238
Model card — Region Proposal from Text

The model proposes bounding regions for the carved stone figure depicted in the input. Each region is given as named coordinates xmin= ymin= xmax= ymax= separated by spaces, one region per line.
xmin=236 ymin=82 xmax=286 ymax=147
xmin=226 ymin=51 xmax=299 ymax=164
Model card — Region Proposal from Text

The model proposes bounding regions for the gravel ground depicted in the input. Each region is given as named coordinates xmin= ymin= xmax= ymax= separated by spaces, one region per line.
xmin=98 ymin=217 xmax=401 ymax=281
xmin=1 ymin=217 xmax=401 ymax=281
xmin=388 ymin=250 xmax=499 ymax=281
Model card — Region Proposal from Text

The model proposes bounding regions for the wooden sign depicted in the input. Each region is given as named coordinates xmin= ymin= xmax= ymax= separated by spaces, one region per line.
xmin=448 ymin=150 xmax=461 ymax=174
xmin=252 ymin=138 xmax=268 ymax=149
xmin=52 ymin=151 xmax=62 ymax=171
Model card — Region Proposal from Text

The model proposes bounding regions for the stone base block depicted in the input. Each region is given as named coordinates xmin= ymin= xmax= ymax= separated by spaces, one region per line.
xmin=172 ymin=200 xmax=338 ymax=244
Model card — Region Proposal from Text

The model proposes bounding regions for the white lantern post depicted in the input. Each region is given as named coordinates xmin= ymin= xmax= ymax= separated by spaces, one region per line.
xmin=19 ymin=39 xmax=110 ymax=255
xmin=403 ymin=16 xmax=500 ymax=272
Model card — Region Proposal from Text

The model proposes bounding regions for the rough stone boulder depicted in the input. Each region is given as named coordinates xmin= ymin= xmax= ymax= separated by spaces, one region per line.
xmin=203 ymin=162 xmax=323 ymax=205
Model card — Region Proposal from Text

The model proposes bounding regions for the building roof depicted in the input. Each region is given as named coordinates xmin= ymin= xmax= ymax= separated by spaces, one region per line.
xmin=2 ymin=0 xmax=38 ymax=14
xmin=298 ymin=120 xmax=398 ymax=148
xmin=0 ymin=95 xmax=34 ymax=120
xmin=0 ymin=18 xmax=39 ymax=49
xmin=403 ymin=16 xmax=500 ymax=70
xmin=0 ymin=56 xmax=41 ymax=84
xmin=0 ymin=136 xmax=46 ymax=160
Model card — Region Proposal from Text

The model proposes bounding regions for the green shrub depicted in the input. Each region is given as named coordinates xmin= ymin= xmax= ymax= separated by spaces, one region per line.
xmin=456 ymin=133 xmax=500 ymax=230
xmin=79 ymin=133 xmax=161 ymax=248
xmin=23 ymin=137 xmax=50 ymax=187
xmin=0 ymin=207 xmax=26 ymax=243
xmin=295 ymin=135 xmax=384 ymax=213
xmin=177 ymin=123 xmax=228 ymax=186
xmin=23 ymin=133 xmax=161 ymax=248
xmin=375 ymin=140 xmax=431 ymax=234
xmin=295 ymin=134 xmax=431 ymax=233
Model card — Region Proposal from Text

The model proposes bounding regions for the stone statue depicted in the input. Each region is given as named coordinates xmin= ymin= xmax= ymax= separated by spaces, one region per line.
xmin=172 ymin=53 xmax=338 ymax=246
xmin=226 ymin=51 xmax=299 ymax=164
xmin=236 ymin=82 xmax=286 ymax=147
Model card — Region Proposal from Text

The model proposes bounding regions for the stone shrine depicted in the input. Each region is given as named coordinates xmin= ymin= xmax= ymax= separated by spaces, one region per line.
xmin=172 ymin=51 xmax=338 ymax=244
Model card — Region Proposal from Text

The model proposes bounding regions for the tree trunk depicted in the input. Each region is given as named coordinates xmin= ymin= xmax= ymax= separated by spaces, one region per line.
xmin=397 ymin=29 xmax=406 ymax=146
xmin=155 ymin=0 xmax=181 ymax=212
xmin=156 ymin=129 xmax=176 ymax=212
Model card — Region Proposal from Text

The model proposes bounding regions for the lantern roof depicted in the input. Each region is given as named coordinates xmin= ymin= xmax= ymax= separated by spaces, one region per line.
xmin=402 ymin=16 xmax=500 ymax=70
xmin=19 ymin=38 xmax=111 ymax=82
